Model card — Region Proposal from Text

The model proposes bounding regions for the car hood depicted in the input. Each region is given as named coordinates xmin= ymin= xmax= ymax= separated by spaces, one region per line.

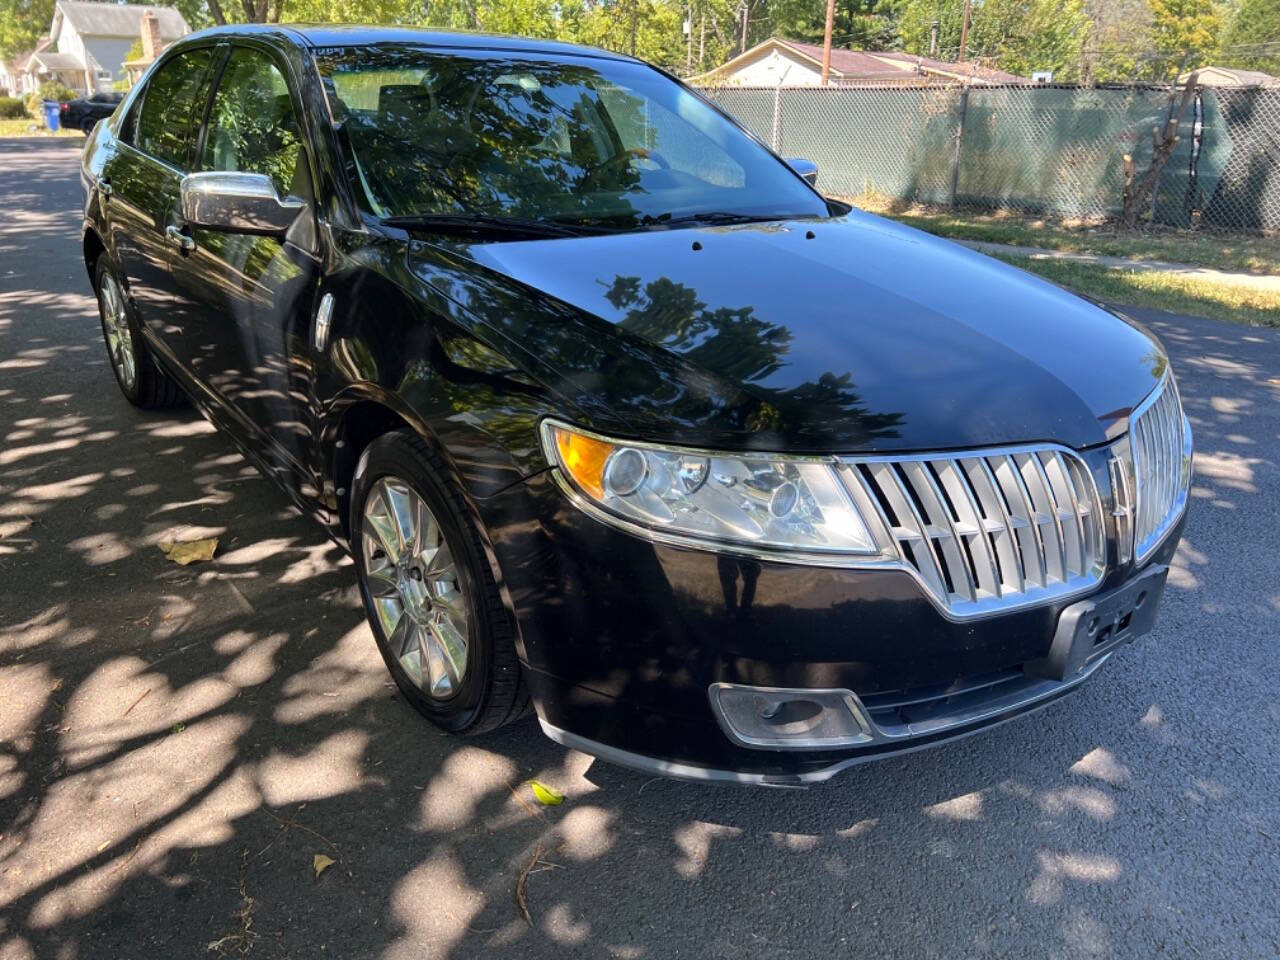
xmin=413 ymin=211 xmax=1165 ymax=454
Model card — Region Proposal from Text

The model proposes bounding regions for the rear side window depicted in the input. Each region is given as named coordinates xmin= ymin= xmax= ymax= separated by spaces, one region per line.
xmin=134 ymin=48 xmax=215 ymax=169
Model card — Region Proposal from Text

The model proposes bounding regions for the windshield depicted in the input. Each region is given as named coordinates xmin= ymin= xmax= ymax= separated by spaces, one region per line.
xmin=314 ymin=45 xmax=828 ymax=229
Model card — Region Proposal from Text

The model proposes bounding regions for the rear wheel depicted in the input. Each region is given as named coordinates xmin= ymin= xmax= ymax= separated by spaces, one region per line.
xmin=94 ymin=257 xmax=184 ymax=409
xmin=350 ymin=431 xmax=529 ymax=734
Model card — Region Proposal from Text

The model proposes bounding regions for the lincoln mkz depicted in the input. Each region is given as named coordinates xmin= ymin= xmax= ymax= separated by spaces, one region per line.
xmin=81 ymin=25 xmax=1191 ymax=786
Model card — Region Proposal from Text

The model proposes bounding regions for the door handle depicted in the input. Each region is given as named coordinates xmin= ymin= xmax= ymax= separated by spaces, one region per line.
xmin=165 ymin=225 xmax=196 ymax=254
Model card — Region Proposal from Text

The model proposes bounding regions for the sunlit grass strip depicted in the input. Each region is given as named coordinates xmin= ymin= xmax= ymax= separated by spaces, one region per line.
xmin=848 ymin=194 xmax=1280 ymax=277
xmin=0 ymin=119 xmax=81 ymax=137
xmin=994 ymin=254 xmax=1280 ymax=328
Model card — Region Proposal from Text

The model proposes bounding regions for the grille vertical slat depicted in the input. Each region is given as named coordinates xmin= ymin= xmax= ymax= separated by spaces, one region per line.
xmin=964 ymin=457 xmax=1026 ymax=594
xmin=1045 ymin=451 xmax=1087 ymax=577
xmin=1131 ymin=376 xmax=1191 ymax=564
xmin=866 ymin=461 xmax=949 ymax=601
xmin=845 ymin=445 xmax=1104 ymax=618
xmin=901 ymin=461 xmax=976 ymax=602
xmin=935 ymin=460 xmax=1001 ymax=599
xmin=1023 ymin=453 xmax=1069 ymax=582
xmin=994 ymin=454 xmax=1049 ymax=588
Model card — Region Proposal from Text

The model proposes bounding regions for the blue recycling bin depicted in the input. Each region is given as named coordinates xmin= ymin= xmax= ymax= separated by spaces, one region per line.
xmin=42 ymin=100 xmax=60 ymax=131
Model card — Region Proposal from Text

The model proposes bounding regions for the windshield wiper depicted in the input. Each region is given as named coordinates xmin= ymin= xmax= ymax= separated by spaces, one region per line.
xmin=382 ymin=214 xmax=602 ymax=239
xmin=639 ymin=211 xmax=800 ymax=229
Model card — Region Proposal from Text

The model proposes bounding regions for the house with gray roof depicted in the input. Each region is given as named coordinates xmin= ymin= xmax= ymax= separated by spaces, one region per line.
xmin=16 ymin=1 xmax=189 ymax=96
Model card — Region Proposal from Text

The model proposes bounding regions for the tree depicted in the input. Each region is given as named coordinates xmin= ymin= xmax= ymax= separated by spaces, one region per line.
xmin=1219 ymin=0 xmax=1280 ymax=72
xmin=766 ymin=0 xmax=902 ymax=50
xmin=1081 ymin=0 xmax=1156 ymax=83
xmin=1149 ymin=0 xmax=1223 ymax=77
xmin=0 ymin=0 xmax=53 ymax=61
xmin=899 ymin=0 xmax=1087 ymax=79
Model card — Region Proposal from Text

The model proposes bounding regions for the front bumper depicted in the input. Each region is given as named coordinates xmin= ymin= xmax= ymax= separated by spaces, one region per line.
xmin=476 ymin=464 xmax=1187 ymax=786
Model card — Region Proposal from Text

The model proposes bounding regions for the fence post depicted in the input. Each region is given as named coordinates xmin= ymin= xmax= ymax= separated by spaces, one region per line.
xmin=771 ymin=84 xmax=781 ymax=152
xmin=949 ymin=82 xmax=970 ymax=208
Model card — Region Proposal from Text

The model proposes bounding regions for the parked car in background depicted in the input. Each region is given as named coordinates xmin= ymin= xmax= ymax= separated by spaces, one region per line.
xmin=62 ymin=91 xmax=122 ymax=135
xmin=79 ymin=25 xmax=1191 ymax=787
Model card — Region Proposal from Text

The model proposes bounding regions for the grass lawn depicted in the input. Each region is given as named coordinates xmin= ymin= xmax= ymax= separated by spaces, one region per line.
xmin=0 ymin=118 xmax=82 ymax=137
xmin=851 ymin=197 xmax=1280 ymax=276
xmin=995 ymin=254 xmax=1280 ymax=327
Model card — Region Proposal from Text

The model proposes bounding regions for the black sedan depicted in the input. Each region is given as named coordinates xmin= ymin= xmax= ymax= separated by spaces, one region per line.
xmin=62 ymin=91 xmax=123 ymax=135
xmin=80 ymin=25 xmax=1191 ymax=786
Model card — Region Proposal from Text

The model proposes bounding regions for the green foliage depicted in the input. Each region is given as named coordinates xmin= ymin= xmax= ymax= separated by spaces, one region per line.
xmin=25 ymin=80 xmax=78 ymax=118
xmin=1220 ymin=0 xmax=1280 ymax=72
xmin=1082 ymin=0 xmax=1156 ymax=82
xmin=123 ymin=39 xmax=144 ymax=64
xmin=768 ymin=0 xmax=902 ymax=49
xmin=1149 ymin=0 xmax=1222 ymax=76
xmin=0 ymin=95 xmax=27 ymax=118
xmin=0 ymin=0 xmax=53 ymax=62
xmin=899 ymin=0 xmax=1088 ymax=79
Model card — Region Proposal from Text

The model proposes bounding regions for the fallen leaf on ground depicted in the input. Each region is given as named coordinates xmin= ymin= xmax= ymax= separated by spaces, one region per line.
xmin=313 ymin=853 xmax=335 ymax=878
xmin=528 ymin=780 xmax=563 ymax=806
xmin=158 ymin=537 xmax=218 ymax=565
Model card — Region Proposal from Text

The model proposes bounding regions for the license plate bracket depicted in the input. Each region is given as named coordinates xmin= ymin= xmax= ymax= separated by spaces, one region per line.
xmin=1025 ymin=565 xmax=1169 ymax=682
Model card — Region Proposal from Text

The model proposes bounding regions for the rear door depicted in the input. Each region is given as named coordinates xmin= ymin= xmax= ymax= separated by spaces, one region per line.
xmin=100 ymin=46 xmax=219 ymax=344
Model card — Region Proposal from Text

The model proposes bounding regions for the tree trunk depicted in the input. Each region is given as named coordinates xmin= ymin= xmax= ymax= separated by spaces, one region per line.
xmin=207 ymin=0 xmax=228 ymax=25
xmin=1121 ymin=72 xmax=1198 ymax=229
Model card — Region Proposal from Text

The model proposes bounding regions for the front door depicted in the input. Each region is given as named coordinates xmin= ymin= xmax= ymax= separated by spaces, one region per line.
xmin=169 ymin=44 xmax=322 ymax=496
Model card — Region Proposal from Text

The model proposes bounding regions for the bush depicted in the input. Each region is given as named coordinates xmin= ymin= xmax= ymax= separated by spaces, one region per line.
xmin=26 ymin=81 xmax=80 ymax=119
xmin=0 ymin=96 xmax=27 ymax=119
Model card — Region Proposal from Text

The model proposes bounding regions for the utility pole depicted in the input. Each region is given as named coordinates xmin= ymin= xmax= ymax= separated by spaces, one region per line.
xmin=699 ymin=11 xmax=705 ymax=72
xmin=740 ymin=1 xmax=748 ymax=55
xmin=957 ymin=0 xmax=972 ymax=62
xmin=820 ymin=0 xmax=836 ymax=85
xmin=929 ymin=20 xmax=939 ymax=57
xmin=685 ymin=3 xmax=692 ymax=74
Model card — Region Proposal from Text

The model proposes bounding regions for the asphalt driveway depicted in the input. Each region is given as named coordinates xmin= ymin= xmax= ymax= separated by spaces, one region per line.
xmin=1 ymin=137 xmax=1278 ymax=960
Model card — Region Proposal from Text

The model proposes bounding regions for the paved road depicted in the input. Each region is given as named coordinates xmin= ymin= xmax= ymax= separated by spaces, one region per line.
xmin=1 ymin=138 xmax=1278 ymax=960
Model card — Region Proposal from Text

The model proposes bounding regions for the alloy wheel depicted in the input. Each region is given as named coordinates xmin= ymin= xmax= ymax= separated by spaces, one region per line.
xmin=99 ymin=272 xmax=136 ymax=391
xmin=361 ymin=476 xmax=470 ymax=699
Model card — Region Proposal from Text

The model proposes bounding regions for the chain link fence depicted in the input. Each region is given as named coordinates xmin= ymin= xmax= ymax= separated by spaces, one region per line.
xmin=698 ymin=83 xmax=1280 ymax=233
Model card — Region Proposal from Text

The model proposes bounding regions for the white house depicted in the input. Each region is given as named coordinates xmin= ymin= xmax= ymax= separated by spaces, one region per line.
xmin=19 ymin=1 xmax=189 ymax=96
xmin=692 ymin=37 xmax=1026 ymax=87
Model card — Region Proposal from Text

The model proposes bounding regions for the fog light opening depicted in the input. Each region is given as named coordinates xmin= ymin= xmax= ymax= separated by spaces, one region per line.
xmin=709 ymin=684 xmax=874 ymax=750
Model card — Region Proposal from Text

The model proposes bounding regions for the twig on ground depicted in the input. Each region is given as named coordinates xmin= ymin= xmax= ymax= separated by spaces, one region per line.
xmin=122 ymin=688 xmax=151 ymax=717
xmin=515 ymin=842 xmax=544 ymax=926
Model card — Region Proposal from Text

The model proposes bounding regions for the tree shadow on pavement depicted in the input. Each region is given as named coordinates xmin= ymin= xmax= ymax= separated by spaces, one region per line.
xmin=2 ymin=138 xmax=1278 ymax=960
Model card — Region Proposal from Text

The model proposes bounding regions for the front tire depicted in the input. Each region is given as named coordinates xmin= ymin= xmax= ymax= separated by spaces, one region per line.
xmin=350 ymin=431 xmax=528 ymax=734
xmin=94 ymin=256 xmax=183 ymax=409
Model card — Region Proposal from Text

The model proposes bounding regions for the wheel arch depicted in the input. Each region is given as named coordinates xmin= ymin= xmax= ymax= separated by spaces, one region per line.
xmin=328 ymin=389 xmax=532 ymax=668
xmin=83 ymin=226 xmax=107 ymax=282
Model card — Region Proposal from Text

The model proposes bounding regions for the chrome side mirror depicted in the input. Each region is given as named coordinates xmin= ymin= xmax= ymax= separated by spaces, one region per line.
xmin=180 ymin=171 xmax=305 ymax=236
xmin=785 ymin=157 xmax=819 ymax=187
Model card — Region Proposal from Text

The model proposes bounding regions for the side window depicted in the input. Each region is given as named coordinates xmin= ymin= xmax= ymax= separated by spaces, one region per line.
xmin=201 ymin=48 xmax=305 ymax=198
xmin=134 ymin=48 xmax=215 ymax=169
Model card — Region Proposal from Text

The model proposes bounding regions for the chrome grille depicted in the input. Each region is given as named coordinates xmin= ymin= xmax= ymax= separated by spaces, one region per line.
xmin=840 ymin=447 xmax=1104 ymax=619
xmin=1130 ymin=376 xmax=1191 ymax=564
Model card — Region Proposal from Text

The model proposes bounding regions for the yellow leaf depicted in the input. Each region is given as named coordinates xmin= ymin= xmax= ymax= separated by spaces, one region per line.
xmin=313 ymin=853 xmax=335 ymax=878
xmin=158 ymin=537 xmax=218 ymax=566
xmin=528 ymin=780 xmax=563 ymax=806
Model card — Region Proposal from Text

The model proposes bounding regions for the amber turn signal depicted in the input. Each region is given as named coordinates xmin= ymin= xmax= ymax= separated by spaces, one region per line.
xmin=551 ymin=425 xmax=614 ymax=500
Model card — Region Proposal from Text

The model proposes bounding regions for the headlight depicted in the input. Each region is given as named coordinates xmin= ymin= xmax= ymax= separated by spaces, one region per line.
xmin=540 ymin=420 xmax=879 ymax=557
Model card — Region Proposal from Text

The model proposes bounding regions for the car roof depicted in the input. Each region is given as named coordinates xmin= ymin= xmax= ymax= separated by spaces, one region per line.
xmin=182 ymin=23 xmax=636 ymax=64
